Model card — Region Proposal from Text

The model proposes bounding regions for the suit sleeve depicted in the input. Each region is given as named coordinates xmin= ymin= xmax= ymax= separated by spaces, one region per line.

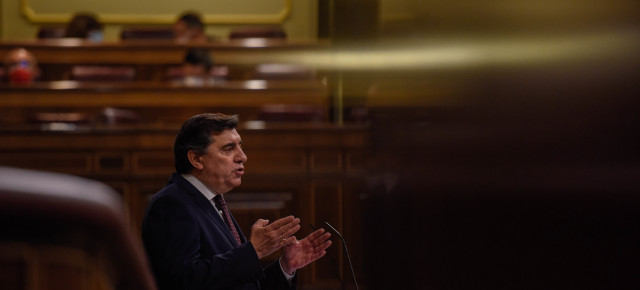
xmin=260 ymin=260 xmax=297 ymax=290
xmin=142 ymin=194 xmax=264 ymax=290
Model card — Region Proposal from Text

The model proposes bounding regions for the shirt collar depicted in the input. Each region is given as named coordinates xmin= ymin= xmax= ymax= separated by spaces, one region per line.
xmin=182 ymin=173 xmax=218 ymax=201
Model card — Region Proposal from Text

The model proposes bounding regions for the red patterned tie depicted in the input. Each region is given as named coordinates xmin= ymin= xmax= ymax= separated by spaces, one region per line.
xmin=213 ymin=194 xmax=242 ymax=245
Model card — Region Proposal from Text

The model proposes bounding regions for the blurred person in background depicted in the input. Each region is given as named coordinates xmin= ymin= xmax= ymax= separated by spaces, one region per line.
xmin=65 ymin=12 xmax=103 ymax=42
xmin=173 ymin=12 xmax=208 ymax=43
xmin=181 ymin=47 xmax=214 ymax=86
xmin=3 ymin=48 xmax=40 ymax=85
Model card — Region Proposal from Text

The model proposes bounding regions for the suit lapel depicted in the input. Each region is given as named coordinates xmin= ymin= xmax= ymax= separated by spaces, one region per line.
xmin=170 ymin=173 xmax=242 ymax=246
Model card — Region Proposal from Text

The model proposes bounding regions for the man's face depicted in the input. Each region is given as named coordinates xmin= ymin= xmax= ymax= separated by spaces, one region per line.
xmin=193 ymin=128 xmax=247 ymax=194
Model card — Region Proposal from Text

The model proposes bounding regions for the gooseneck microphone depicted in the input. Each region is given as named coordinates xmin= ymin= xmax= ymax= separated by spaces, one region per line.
xmin=324 ymin=221 xmax=359 ymax=290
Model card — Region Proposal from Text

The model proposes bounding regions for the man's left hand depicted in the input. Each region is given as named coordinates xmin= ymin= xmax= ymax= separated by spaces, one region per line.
xmin=281 ymin=229 xmax=332 ymax=274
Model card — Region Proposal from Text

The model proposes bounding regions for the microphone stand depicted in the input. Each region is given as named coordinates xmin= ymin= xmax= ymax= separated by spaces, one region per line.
xmin=324 ymin=222 xmax=359 ymax=290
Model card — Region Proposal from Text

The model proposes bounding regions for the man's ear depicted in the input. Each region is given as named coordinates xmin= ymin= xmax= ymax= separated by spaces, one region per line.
xmin=187 ymin=150 xmax=203 ymax=170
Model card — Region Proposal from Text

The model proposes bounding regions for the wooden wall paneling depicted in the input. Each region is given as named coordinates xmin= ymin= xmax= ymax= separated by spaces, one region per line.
xmin=0 ymin=152 xmax=93 ymax=175
xmin=339 ymin=177 xmax=363 ymax=290
xmin=95 ymin=152 xmax=130 ymax=174
xmin=0 ymin=108 xmax=35 ymax=124
xmin=239 ymin=127 xmax=367 ymax=149
xmin=345 ymin=148 xmax=368 ymax=174
xmin=243 ymin=149 xmax=308 ymax=174
xmin=130 ymin=179 xmax=168 ymax=228
xmin=0 ymin=132 xmax=174 ymax=152
xmin=310 ymin=181 xmax=343 ymax=287
xmin=0 ymin=243 xmax=37 ymax=290
xmin=235 ymin=174 xmax=310 ymax=221
xmin=131 ymin=151 xmax=174 ymax=175
xmin=310 ymin=149 xmax=342 ymax=173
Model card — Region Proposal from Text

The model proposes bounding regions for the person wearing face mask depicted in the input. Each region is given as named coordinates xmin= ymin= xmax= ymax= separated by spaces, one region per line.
xmin=3 ymin=48 xmax=40 ymax=85
xmin=65 ymin=12 xmax=104 ymax=42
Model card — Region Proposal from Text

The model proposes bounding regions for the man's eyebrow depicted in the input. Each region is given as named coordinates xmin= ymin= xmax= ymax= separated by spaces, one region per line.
xmin=221 ymin=140 xmax=243 ymax=149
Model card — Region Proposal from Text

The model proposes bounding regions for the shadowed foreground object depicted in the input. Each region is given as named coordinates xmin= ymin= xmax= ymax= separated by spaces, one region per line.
xmin=0 ymin=166 xmax=156 ymax=290
xmin=360 ymin=31 xmax=640 ymax=290
xmin=352 ymin=1 xmax=640 ymax=288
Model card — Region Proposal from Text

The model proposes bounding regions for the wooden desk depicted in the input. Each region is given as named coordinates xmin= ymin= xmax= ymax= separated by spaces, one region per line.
xmin=0 ymin=123 xmax=368 ymax=290
xmin=0 ymin=39 xmax=329 ymax=64
xmin=0 ymin=80 xmax=330 ymax=124
xmin=0 ymin=80 xmax=328 ymax=107
xmin=0 ymin=39 xmax=330 ymax=81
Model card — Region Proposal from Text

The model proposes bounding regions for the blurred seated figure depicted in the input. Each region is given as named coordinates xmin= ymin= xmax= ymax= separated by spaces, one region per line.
xmin=183 ymin=47 xmax=213 ymax=81
xmin=250 ymin=63 xmax=316 ymax=80
xmin=229 ymin=26 xmax=287 ymax=39
xmin=167 ymin=47 xmax=228 ymax=85
xmin=120 ymin=27 xmax=174 ymax=40
xmin=28 ymin=111 xmax=93 ymax=132
xmin=173 ymin=12 xmax=208 ymax=43
xmin=65 ymin=12 xmax=103 ymax=42
xmin=165 ymin=65 xmax=228 ymax=84
xmin=100 ymin=107 xmax=142 ymax=126
xmin=70 ymin=65 xmax=136 ymax=81
xmin=36 ymin=26 xmax=66 ymax=39
xmin=3 ymin=48 xmax=40 ymax=85
xmin=256 ymin=104 xmax=324 ymax=122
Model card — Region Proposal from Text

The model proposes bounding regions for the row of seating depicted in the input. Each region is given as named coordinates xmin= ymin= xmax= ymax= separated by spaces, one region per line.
xmin=19 ymin=105 xmax=325 ymax=127
xmin=37 ymin=26 xmax=287 ymax=40
xmin=1 ymin=63 xmax=314 ymax=82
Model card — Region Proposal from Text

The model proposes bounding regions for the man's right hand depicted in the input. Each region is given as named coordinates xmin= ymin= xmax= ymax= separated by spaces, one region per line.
xmin=249 ymin=216 xmax=301 ymax=259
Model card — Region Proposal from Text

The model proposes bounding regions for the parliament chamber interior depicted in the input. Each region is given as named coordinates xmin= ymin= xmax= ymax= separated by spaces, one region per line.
xmin=1 ymin=0 xmax=639 ymax=289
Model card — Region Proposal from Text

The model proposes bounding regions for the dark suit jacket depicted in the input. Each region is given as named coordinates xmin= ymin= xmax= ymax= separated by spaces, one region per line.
xmin=142 ymin=173 xmax=296 ymax=290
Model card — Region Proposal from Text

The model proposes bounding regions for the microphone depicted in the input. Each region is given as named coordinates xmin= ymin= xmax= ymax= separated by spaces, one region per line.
xmin=324 ymin=221 xmax=359 ymax=290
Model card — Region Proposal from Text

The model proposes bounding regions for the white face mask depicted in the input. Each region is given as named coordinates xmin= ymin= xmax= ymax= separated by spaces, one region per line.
xmin=88 ymin=30 xmax=103 ymax=42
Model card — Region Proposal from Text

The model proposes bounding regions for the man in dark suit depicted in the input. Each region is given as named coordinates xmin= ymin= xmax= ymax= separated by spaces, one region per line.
xmin=142 ymin=113 xmax=332 ymax=290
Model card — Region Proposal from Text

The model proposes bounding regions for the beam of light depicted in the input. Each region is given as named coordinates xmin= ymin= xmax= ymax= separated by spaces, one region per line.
xmin=260 ymin=29 xmax=639 ymax=71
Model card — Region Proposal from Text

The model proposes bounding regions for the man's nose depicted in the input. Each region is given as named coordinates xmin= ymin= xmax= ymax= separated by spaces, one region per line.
xmin=237 ymin=148 xmax=247 ymax=163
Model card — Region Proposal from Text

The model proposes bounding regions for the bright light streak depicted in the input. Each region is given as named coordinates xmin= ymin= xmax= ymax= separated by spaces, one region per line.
xmin=265 ymin=29 xmax=639 ymax=71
